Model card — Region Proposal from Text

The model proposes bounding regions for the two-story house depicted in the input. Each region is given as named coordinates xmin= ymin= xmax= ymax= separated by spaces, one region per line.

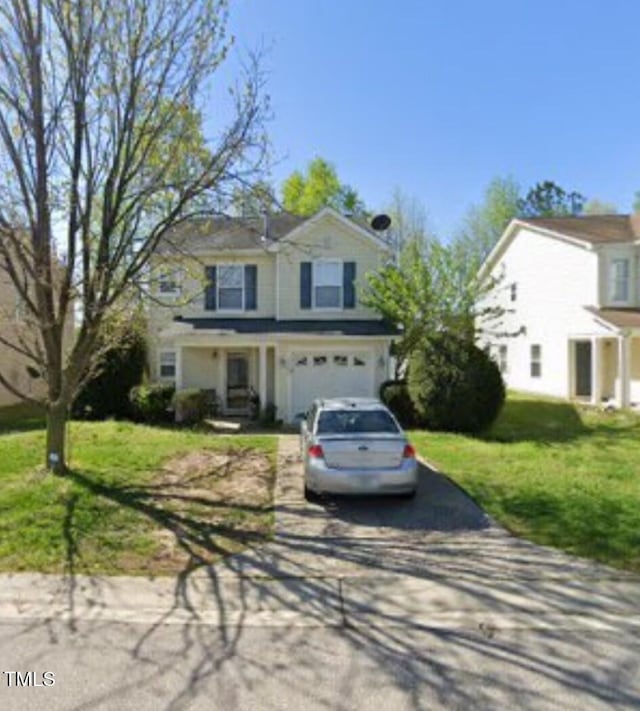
xmin=477 ymin=214 xmax=640 ymax=408
xmin=148 ymin=207 xmax=397 ymax=422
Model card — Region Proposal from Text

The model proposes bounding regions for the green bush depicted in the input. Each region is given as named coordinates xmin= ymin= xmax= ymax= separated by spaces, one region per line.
xmin=73 ymin=317 xmax=147 ymax=420
xmin=408 ymin=334 xmax=505 ymax=434
xmin=379 ymin=380 xmax=420 ymax=427
xmin=173 ymin=389 xmax=208 ymax=425
xmin=129 ymin=384 xmax=175 ymax=424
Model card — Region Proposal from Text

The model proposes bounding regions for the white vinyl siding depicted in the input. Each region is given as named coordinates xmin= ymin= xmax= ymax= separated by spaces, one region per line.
xmin=313 ymin=260 xmax=342 ymax=309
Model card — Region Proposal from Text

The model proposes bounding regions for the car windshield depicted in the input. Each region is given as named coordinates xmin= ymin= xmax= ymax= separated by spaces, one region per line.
xmin=316 ymin=409 xmax=400 ymax=434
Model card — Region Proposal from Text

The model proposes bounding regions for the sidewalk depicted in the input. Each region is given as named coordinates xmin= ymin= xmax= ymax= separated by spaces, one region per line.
xmin=0 ymin=435 xmax=638 ymax=632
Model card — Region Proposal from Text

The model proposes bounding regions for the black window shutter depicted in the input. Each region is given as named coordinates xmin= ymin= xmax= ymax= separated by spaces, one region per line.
xmin=205 ymin=266 xmax=217 ymax=310
xmin=245 ymin=265 xmax=257 ymax=310
xmin=343 ymin=261 xmax=356 ymax=309
xmin=300 ymin=262 xmax=312 ymax=309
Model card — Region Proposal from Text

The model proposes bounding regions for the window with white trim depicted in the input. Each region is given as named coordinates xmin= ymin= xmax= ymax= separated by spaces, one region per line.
xmin=218 ymin=264 xmax=244 ymax=310
xmin=510 ymin=283 xmax=517 ymax=302
xmin=610 ymin=258 xmax=630 ymax=303
xmin=159 ymin=351 xmax=176 ymax=378
xmin=313 ymin=260 xmax=342 ymax=309
xmin=530 ymin=344 xmax=541 ymax=378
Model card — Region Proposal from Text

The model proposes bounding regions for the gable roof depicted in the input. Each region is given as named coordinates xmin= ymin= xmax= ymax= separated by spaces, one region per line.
xmin=478 ymin=214 xmax=640 ymax=281
xmin=519 ymin=214 xmax=640 ymax=245
xmin=158 ymin=206 xmax=393 ymax=255
xmin=161 ymin=212 xmax=304 ymax=253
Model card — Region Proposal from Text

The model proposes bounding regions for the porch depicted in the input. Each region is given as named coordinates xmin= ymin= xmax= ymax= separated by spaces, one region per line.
xmin=176 ymin=344 xmax=276 ymax=417
xmin=569 ymin=335 xmax=640 ymax=408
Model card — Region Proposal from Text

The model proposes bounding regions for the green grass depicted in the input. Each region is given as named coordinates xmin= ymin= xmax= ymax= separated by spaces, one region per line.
xmin=410 ymin=393 xmax=640 ymax=573
xmin=0 ymin=417 xmax=277 ymax=576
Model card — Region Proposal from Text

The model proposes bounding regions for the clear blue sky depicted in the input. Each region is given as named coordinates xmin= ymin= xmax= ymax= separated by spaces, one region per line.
xmin=211 ymin=0 xmax=640 ymax=237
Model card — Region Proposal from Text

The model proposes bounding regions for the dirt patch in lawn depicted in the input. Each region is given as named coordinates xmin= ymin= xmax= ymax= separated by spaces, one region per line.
xmin=124 ymin=448 xmax=275 ymax=575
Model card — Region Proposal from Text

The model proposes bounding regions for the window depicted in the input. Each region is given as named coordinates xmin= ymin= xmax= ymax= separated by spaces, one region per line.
xmin=158 ymin=269 xmax=180 ymax=295
xmin=610 ymin=258 xmax=630 ymax=303
xmin=313 ymin=355 xmax=327 ymax=366
xmin=353 ymin=356 xmax=366 ymax=366
xmin=159 ymin=351 xmax=176 ymax=378
xmin=317 ymin=409 xmax=399 ymax=435
xmin=498 ymin=344 xmax=508 ymax=374
xmin=218 ymin=264 xmax=244 ymax=310
xmin=313 ymin=260 xmax=342 ymax=308
xmin=295 ymin=356 xmax=308 ymax=367
xmin=530 ymin=344 xmax=541 ymax=378
xmin=510 ymin=283 xmax=517 ymax=302
xmin=333 ymin=355 xmax=348 ymax=366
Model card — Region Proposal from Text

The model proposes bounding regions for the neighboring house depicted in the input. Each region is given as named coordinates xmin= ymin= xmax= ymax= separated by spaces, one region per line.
xmin=149 ymin=207 xmax=397 ymax=422
xmin=477 ymin=214 xmax=640 ymax=407
xmin=0 ymin=272 xmax=39 ymax=406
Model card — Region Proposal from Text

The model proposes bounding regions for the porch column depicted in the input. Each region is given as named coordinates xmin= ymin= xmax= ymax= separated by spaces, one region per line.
xmin=175 ymin=346 xmax=183 ymax=391
xmin=259 ymin=344 xmax=267 ymax=410
xmin=618 ymin=335 xmax=630 ymax=407
xmin=591 ymin=337 xmax=600 ymax=405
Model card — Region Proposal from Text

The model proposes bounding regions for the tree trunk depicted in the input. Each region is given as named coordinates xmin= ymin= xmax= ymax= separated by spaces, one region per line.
xmin=46 ymin=401 xmax=68 ymax=474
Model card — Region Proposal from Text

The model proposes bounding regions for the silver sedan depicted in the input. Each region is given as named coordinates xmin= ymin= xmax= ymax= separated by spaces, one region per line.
xmin=300 ymin=398 xmax=418 ymax=498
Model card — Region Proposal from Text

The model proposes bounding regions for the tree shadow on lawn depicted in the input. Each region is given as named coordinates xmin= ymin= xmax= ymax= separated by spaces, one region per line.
xmin=53 ymin=468 xmax=640 ymax=711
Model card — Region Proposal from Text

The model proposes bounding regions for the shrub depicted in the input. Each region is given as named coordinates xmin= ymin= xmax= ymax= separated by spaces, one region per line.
xmin=73 ymin=316 xmax=147 ymax=420
xmin=258 ymin=401 xmax=280 ymax=428
xmin=129 ymin=384 xmax=175 ymax=424
xmin=408 ymin=334 xmax=505 ymax=434
xmin=379 ymin=380 xmax=420 ymax=427
xmin=173 ymin=389 xmax=209 ymax=425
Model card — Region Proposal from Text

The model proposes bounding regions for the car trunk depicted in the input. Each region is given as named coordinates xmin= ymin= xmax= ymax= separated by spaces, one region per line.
xmin=319 ymin=435 xmax=405 ymax=470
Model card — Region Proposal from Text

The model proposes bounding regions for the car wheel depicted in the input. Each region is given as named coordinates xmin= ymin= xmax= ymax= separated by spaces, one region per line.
xmin=304 ymin=485 xmax=318 ymax=502
xmin=398 ymin=488 xmax=416 ymax=499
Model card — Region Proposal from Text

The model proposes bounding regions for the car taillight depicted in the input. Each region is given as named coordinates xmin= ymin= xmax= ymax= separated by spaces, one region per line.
xmin=403 ymin=443 xmax=416 ymax=459
xmin=308 ymin=444 xmax=324 ymax=459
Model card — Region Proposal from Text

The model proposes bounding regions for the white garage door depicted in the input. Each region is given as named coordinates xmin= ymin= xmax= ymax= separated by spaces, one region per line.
xmin=290 ymin=350 xmax=374 ymax=419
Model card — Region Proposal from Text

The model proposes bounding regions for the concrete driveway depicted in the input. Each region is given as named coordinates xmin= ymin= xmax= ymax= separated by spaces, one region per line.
xmin=0 ymin=435 xmax=639 ymax=711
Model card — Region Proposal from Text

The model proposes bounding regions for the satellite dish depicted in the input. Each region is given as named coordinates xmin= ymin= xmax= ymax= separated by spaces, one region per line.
xmin=371 ymin=214 xmax=391 ymax=231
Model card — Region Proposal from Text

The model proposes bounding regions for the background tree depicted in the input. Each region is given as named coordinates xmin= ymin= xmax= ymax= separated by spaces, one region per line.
xmin=363 ymin=238 xmax=500 ymax=373
xmin=518 ymin=180 xmax=585 ymax=218
xmin=457 ymin=176 xmax=521 ymax=267
xmin=281 ymin=157 xmax=366 ymax=216
xmin=0 ymin=0 xmax=269 ymax=473
xmin=385 ymin=188 xmax=432 ymax=254
xmin=583 ymin=199 xmax=618 ymax=215
xmin=230 ymin=180 xmax=276 ymax=217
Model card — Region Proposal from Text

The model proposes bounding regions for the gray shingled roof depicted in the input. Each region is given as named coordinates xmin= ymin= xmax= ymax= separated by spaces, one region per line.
xmin=521 ymin=214 xmax=640 ymax=244
xmin=176 ymin=317 xmax=399 ymax=336
xmin=161 ymin=213 xmax=305 ymax=252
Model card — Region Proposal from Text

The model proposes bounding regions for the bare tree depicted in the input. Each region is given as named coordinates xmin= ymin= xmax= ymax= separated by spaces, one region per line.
xmin=0 ymin=0 xmax=269 ymax=473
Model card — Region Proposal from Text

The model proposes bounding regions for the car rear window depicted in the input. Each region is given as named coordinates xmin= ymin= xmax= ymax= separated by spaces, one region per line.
xmin=316 ymin=409 xmax=400 ymax=434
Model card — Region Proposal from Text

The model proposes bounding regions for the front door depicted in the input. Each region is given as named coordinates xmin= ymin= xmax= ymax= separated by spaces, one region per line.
xmin=226 ymin=353 xmax=249 ymax=411
xmin=575 ymin=341 xmax=592 ymax=398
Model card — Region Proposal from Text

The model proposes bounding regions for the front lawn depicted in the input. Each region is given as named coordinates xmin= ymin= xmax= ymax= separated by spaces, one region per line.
xmin=0 ymin=419 xmax=276 ymax=576
xmin=411 ymin=393 xmax=640 ymax=573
